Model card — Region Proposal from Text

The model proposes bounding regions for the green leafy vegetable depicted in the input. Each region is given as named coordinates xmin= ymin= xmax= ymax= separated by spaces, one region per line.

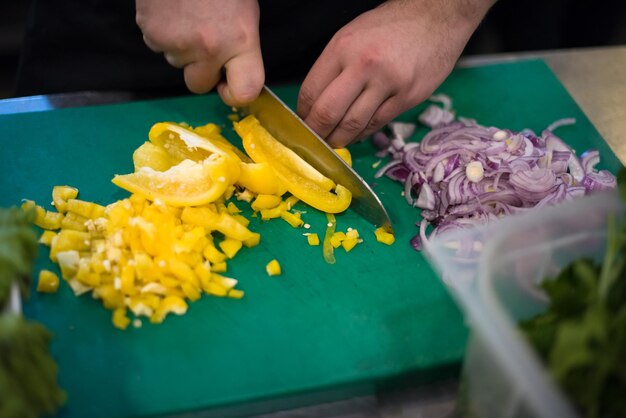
xmin=0 ymin=207 xmax=38 ymax=305
xmin=0 ymin=206 xmax=65 ymax=417
xmin=520 ymin=172 xmax=626 ymax=418
xmin=0 ymin=314 xmax=66 ymax=418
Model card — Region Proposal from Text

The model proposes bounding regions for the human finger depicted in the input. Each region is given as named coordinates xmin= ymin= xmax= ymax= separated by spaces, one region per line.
xmin=142 ymin=34 xmax=163 ymax=53
xmin=217 ymin=49 xmax=265 ymax=106
xmin=183 ymin=60 xmax=223 ymax=94
xmin=325 ymin=86 xmax=390 ymax=148
xmin=301 ymin=69 xmax=365 ymax=140
xmin=163 ymin=51 xmax=194 ymax=69
xmin=358 ymin=96 xmax=404 ymax=139
xmin=297 ymin=49 xmax=342 ymax=120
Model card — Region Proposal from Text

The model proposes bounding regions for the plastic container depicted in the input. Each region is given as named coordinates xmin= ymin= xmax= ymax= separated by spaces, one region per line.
xmin=425 ymin=191 xmax=623 ymax=418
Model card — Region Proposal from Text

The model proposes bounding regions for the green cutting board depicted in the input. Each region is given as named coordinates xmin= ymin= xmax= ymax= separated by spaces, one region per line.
xmin=0 ymin=60 xmax=621 ymax=418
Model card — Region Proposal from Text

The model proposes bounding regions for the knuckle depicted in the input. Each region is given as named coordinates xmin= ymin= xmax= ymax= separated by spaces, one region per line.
xmin=310 ymin=105 xmax=339 ymax=131
xmin=297 ymin=87 xmax=316 ymax=109
xmin=198 ymin=30 xmax=220 ymax=55
xmin=339 ymin=116 xmax=367 ymax=134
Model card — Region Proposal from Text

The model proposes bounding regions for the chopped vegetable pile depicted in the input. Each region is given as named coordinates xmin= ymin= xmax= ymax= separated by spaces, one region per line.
xmin=520 ymin=169 xmax=626 ymax=418
xmin=26 ymin=115 xmax=388 ymax=330
xmin=373 ymin=96 xmax=617 ymax=250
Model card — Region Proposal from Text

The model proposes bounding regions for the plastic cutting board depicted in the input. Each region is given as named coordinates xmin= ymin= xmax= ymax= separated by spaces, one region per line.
xmin=0 ymin=60 xmax=621 ymax=417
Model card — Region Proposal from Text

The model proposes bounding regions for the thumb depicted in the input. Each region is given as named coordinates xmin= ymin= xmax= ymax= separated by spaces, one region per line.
xmin=218 ymin=49 xmax=265 ymax=106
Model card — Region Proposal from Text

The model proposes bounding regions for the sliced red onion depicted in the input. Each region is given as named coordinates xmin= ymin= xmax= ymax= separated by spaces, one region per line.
xmin=568 ymin=154 xmax=585 ymax=183
xmin=546 ymin=117 xmax=576 ymax=132
xmin=389 ymin=121 xmax=416 ymax=141
xmin=372 ymin=131 xmax=391 ymax=150
xmin=374 ymin=98 xmax=616 ymax=252
xmin=581 ymin=150 xmax=600 ymax=174
xmin=418 ymin=105 xmax=455 ymax=128
xmin=416 ymin=182 xmax=436 ymax=210
xmin=374 ymin=159 xmax=403 ymax=179
xmin=582 ymin=170 xmax=618 ymax=192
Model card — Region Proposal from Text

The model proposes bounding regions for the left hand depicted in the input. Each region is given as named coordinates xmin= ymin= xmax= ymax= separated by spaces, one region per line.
xmin=297 ymin=0 xmax=494 ymax=147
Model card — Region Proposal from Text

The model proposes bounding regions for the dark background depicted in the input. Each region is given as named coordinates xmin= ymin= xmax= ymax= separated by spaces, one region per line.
xmin=2 ymin=0 xmax=625 ymax=99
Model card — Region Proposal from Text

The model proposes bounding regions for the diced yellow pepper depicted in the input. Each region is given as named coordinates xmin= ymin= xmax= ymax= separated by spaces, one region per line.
xmin=226 ymin=202 xmax=241 ymax=215
xmin=56 ymin=250 xmax=80 ymax=279
xmin=374 ymin=227 xmax=395 ymax=245
xmin=112 ymin=308 xmax=131 ymax=330
xmin=280 ymin=210 xmax=304 ymax=228
xmin=66 ymin=199 xmax=106 ymax=219
xmin=203 ymin=244 xmax=227 ymax=264
xmin=93 ymin=284 xmax=125 ymax=309
xmin=212 ymin=273 xmax=238 ymax=290
xmin=251 ymin=194 xmax=283 ymax=211
xmin=232 ymin=214 xmax=251 ymax=227
xmin=39 ymin=230 xmax=57 ymax=246
xmin=203 ymin=282 xmax=228 ymax=297
xmin=149 ymin=295 xmax=188 ymax=323
xmin=307 ymin=233 xmax=320 ymax=246
xmin=37 ymin=270 xmax=60 ymax=293
xmin=284 ymin=195 xmax=299 ymax=210
xmin=260 ymin=206 xmax=283 ymax=220
xmin=342 ymin=238 xmax=359 ymax=252
xmin=181 ymin=207 xmax=259 ymax=243
xmin=334 ymin=148 xmax=352 ymax=166
xmin=265 ymin=259 xmax=281 ymax=276
xmin=61 ymin=211 xmax=88 ymax=231
xmin=329 ymin=231 xmax=346 ymax=249
xmin=52 ymin=185 xmax=79 ymax=213
xmin=346 ymin=229 xmax=359 ymax=239
xmin=181 ymin=282 xmax=201 ymax=302
xmin=168 ymin=258 xmax=199 ymax=287
xmin=219 ymin=238 xmax=243 ymax=259
xmin=22 ymin=200 xmax=64 ymax=230
xmin=210 ymin=262 xmax=228 ymax=273
xmin=228 ymin=289 xmax=245 ymax=299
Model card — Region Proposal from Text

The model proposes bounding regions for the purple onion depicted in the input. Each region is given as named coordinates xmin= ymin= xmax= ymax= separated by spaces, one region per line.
xmin=371 ymin=102 xmax=617 ymax=252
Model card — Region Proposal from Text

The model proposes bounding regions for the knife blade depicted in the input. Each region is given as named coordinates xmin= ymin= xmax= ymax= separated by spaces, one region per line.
xmin=242 ymin=86 xmax=393 ymax=233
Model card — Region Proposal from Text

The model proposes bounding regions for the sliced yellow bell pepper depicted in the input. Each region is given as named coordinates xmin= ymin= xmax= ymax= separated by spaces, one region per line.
xmin=323 ymin=214 xmax=337 ymax=264
xmin=237 ymin=162 xmax=287 ymax=196
xmin=149 ymin=122 xmax=241 ymax=181
xmin=236 ymin=115 xmax=335 ymax=191
xmin=251 ymin=194 xmax=283 ymax=211
xmin=133 ymin=141 xmax=174 ymax=171
xmin=113 ymin=156 xmax=232 ymax=207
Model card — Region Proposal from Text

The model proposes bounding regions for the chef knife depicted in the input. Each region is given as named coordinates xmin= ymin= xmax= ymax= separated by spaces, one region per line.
xmin=242 ymin=86 xmax=393 ymax=233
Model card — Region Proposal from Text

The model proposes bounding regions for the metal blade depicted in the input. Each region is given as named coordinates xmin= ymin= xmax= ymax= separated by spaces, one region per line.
xmin=242 ymin=86 xmax=392 ymax=232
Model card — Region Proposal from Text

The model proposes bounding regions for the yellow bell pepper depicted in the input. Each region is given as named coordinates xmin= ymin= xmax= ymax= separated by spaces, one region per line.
xmin=236 ymin=116 xmax=335 ymax=191
xmin=374 ymin=227 xmax=395 ymax=245
xmin=52 ymin=185 xmax=79 ymax=213
xmin=265 ymin=259 xmax=281 ymax=276
xmin=238 ymin=162 xmax=287 ymax=196
xmin=218 ymin=238 xmax=243 ymax=259
xmin=306 ymin=233 xmax=320 ymax=246
xmin=251 ymin=194 xmax=283 ymax=211
xmin=149 ymin=122 xmax=241 ymax=181
xmin=37 ymin=270 xmax=60 ymax=293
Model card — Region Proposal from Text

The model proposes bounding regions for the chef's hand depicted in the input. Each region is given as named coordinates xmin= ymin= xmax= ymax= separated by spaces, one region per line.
xmin=297 ymin=0 xmax=495 ymax=147
xmin=135 ymin=0 xmax=264 ymax=106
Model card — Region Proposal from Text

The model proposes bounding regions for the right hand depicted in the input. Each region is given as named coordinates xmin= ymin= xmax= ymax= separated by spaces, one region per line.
xmin=135 ymin=0 xmax=264 ymax=106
